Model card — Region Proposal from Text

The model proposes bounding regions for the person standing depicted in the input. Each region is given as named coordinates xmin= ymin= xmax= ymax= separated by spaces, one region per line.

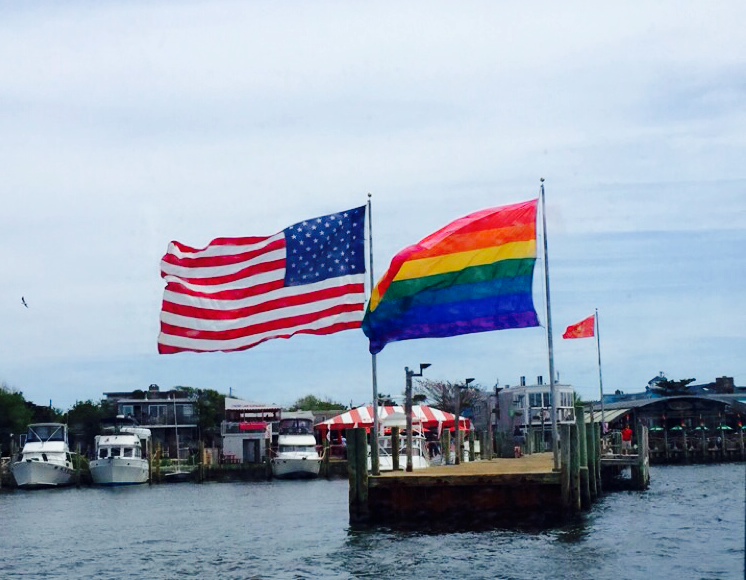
xmin=621 ymin=425 xmax=633 ymax=455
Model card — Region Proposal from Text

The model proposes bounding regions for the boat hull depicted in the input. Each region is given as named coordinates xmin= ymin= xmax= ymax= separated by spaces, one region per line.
xmin=271 ymin=457 xmax=322 ymax=479
xmin=90 ymin=458 xmax=149 ymax=486
xmin=11 ymin=459 xmax=75 ymax=489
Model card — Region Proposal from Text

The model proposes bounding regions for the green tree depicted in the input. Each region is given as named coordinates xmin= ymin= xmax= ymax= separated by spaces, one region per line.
xmin=66 ymin=400 xmax=110 ymax=455
xmin=175 ymin=386 xmax=226 ymax=447
xmin=0 ymin=383 xmax=33 ymax=455
xmin=289 ymin=395 xmax=347 ymax=412
xmin=414 ymin=379 xmax=483 ymax=414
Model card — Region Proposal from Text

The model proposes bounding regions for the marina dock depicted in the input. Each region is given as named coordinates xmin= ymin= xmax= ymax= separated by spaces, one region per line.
xmin=347 ymin=406 xmax=651 ymax=527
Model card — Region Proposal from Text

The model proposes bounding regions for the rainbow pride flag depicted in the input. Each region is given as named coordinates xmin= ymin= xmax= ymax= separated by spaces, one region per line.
xmin=362 ymin=199 xmax=540 ymax=354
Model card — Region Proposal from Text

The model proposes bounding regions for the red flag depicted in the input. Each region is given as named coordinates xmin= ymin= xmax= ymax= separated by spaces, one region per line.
xmin=158 ymin=207 xmax=366 ymax=353
xmin=563 ymin=314 xmax=595 ymax=339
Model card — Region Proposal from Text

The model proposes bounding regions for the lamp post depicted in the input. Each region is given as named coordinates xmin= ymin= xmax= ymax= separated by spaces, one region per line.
xmin=454 ymin=378 xmax=475 ymax=465
xmin=405 ymin=363 xmax=431 ymax=472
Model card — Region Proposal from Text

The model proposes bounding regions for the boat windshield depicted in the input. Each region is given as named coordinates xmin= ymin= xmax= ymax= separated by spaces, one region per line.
xmin=26 ymin=425 xmax=65 ymax=443
xmin=278 ymin=418 xmax=313 ymax=435
xmin=279 ymin=445 xmax=315 ymax=453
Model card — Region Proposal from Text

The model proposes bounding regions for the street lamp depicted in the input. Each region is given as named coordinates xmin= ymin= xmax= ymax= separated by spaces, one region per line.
xmin=405 ymin=363 xmax=431 ymax=472
xmin=454 ymin=378 xmax=475 ymax=465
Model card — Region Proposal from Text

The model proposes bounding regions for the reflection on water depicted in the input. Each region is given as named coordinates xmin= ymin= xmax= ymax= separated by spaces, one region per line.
xmin=1 ymin=464 xmax=743 ymax=579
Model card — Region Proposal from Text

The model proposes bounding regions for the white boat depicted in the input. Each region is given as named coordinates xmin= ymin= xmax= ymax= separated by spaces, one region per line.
xmin=369 ymin=412 xmax=431 ymax=471
xmin=11 ymin=423 xmax=75 ymax=489
xmin=90 ymin=418 xmax=151 ymax=486
xmin=271 ymin=412 xmax=322 ymax=479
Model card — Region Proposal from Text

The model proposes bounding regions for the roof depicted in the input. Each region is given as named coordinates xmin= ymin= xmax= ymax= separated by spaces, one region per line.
xmin=315 ymin=404 xmax=470 ymax=432
xmin=586 ymin=408 xmax=630 ymax=424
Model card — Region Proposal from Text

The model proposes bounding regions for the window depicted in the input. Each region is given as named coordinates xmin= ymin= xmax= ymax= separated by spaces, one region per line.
xmin=529 ymin=393 xmax=543 ymax=407
xmin=149 ymin=405 xmax=167 ymax=419
xmin=99 ymin=448 xmax=108 ymax=459
xmin=123 ymin=448 xmax=133 ymax=458
xmin=111 ymin=448 xmax=121 ymax=457
xmin=122 ymin=405 xmax=134 ymax=416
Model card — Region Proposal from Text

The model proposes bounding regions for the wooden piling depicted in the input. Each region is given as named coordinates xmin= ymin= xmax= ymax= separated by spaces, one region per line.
xmin=154 ymin=443 xmax=162 ymax=483
xmin=347 ymin=427 xmax=369 ymax=524
xmin=576 ymin=406 xmax=591 ymax=510
xmin=468 ymin=430 xmax=475 ymax=462
xmin=633 ymin=425 xmax=650 ymax=489
xmin=321 ymin=437 xmax=330 ymax=478
xmin=75 ymin=443 xmax=81 ymax=488
xmin=560 ymin=424 xmax=571 ymax=511
xmin=569 ymin=424 xmax=581 ymax=511
xmin=586 ymin=422 xmax=598 ymax=500
xmin=391 ymin=426 xmax=400 ymax=471
xmin=594 ymin=423 xmax=602 ymax=495
xmin=442 ymin=430 xmax=451 ymax=465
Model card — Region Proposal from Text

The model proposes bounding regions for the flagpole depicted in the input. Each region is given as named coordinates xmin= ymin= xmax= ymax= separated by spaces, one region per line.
xmin=367 ymin=193 xmax=380 ymax=475
xmin=540 ymin=178 xmax=560 ymax=471
xmin=595 ymin=308 xmax=606 ymax=432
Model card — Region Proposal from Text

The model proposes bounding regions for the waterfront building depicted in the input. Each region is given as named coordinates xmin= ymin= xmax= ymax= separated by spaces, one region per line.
xmin=496 ymin=376 xmax=576 ymax=453
xmin=221 ymin=398 xmax=280 ymax=464
xmin=102 ymin=383 xmax=198 ymax=461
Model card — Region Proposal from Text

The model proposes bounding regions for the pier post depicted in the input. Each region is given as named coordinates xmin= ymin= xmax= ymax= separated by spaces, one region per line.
xmin=633 ymin=425 xmax=650 ymax=490
xmin=468 ymin=429 xmax=475 ymax=462
xmin=198 ymin=441 xmax=205 ymax=483
xmin=585 ymin=421 xmax=597 ymax=500
xmin=569 ymin=424 xmax=581 ymax=512
xmin=322 ymin=436 xmax=330 ymax=478
xmin=739 ymin=428 xmax=745 ymax=461
xmin=442 ymin=430 xmax=451 ymax=465
xmin=154 ymin=443 xmax=162 ymax=483
xmin=560 ymin=424 xmax=571 ymax=511
xmin=347 ymin=427 xmax=369 ymax=524
xmin=391 ymin=426 xmax=400 ymax=471
xmin=76 ymin=443 xmax=81 ymax=488
xmin=576 ymin=406 xmax=591 ymax=510
xmin=594 ymin=423 xmax=603 ymax=495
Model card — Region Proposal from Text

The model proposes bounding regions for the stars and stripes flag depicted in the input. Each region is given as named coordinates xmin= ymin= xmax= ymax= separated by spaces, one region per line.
xmin=158 ymin=206 xmax=367 ymax=354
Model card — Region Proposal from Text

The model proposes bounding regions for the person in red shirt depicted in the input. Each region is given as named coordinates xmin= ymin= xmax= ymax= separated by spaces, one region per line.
xmin=621 ymin=425 xmax=634 ymax=455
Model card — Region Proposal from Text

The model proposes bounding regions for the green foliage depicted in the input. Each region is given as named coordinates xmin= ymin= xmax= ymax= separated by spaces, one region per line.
xmin=415 ymin=379 xmax=483 ymax=414
xmin=0 ymin=383 xmax=33 ymax=455
xmin=66 ymin=400 xmax=110 ymax=454
xmin=175 ymin=386 xmax=226 ymax=446
xmin=289 ymin=394 xmax=347 ymax=412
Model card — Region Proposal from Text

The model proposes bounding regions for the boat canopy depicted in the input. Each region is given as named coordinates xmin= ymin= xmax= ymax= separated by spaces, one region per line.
xmin=315 ymin=404 xmax=470 ymax=437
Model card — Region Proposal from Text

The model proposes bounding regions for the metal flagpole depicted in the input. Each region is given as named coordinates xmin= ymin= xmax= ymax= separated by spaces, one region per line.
xmin=367 ymin=193 xmax=380 ymax=475
xmin=540 ymin=178 xmax=560 ymax=471
xmin=595 ymin=308 xmax=606 ymax=433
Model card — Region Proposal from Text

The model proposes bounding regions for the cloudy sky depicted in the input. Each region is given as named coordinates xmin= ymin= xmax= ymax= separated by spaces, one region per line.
xmin=2 ymin=2 xmax=744 ymax=411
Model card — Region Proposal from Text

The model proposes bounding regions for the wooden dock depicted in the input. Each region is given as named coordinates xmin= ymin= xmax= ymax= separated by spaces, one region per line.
xmin=347 ymin=405 xmax=650 ymax=527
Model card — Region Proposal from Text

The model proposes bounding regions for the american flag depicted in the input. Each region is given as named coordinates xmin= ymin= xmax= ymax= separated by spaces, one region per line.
xmin=158 ymin=206 xmax=366 ymax=354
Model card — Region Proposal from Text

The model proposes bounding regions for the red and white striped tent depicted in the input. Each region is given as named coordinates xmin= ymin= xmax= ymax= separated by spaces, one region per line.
xmin=315 ymin=404 xmax=471 ymax=438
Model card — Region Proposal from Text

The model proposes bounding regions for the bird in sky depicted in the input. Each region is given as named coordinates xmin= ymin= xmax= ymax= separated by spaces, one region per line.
xmin=21 ymin=296 xmax=28 ymax=308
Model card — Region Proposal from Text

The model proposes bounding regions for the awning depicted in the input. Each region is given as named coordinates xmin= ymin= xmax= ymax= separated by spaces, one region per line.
xmin=586 ymin=408 xmax=630 ymax=424
xmin=315 ymin=404 xmax=470 ymax=435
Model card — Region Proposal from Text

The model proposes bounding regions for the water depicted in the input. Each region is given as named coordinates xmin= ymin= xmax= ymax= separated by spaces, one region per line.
xmin=1 ymin=463 xmax=744 ymax=579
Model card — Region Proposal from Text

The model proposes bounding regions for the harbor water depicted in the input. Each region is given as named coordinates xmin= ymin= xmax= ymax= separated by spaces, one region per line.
xmin=2 ymin=463 xmax=744 ymax=579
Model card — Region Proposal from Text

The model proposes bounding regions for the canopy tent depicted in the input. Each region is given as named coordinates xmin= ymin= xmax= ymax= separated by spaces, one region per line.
xmin=315 ymin=404 xmax=471 ymax=437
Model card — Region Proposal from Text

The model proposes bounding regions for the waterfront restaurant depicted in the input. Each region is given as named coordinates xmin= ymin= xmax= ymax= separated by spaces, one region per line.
xmin=220 ymin=398 xmax=280 ymax=464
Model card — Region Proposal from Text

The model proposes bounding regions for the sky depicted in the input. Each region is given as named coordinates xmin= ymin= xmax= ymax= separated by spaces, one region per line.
xmin=1 ymin=2 xmax=744 ymax=412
